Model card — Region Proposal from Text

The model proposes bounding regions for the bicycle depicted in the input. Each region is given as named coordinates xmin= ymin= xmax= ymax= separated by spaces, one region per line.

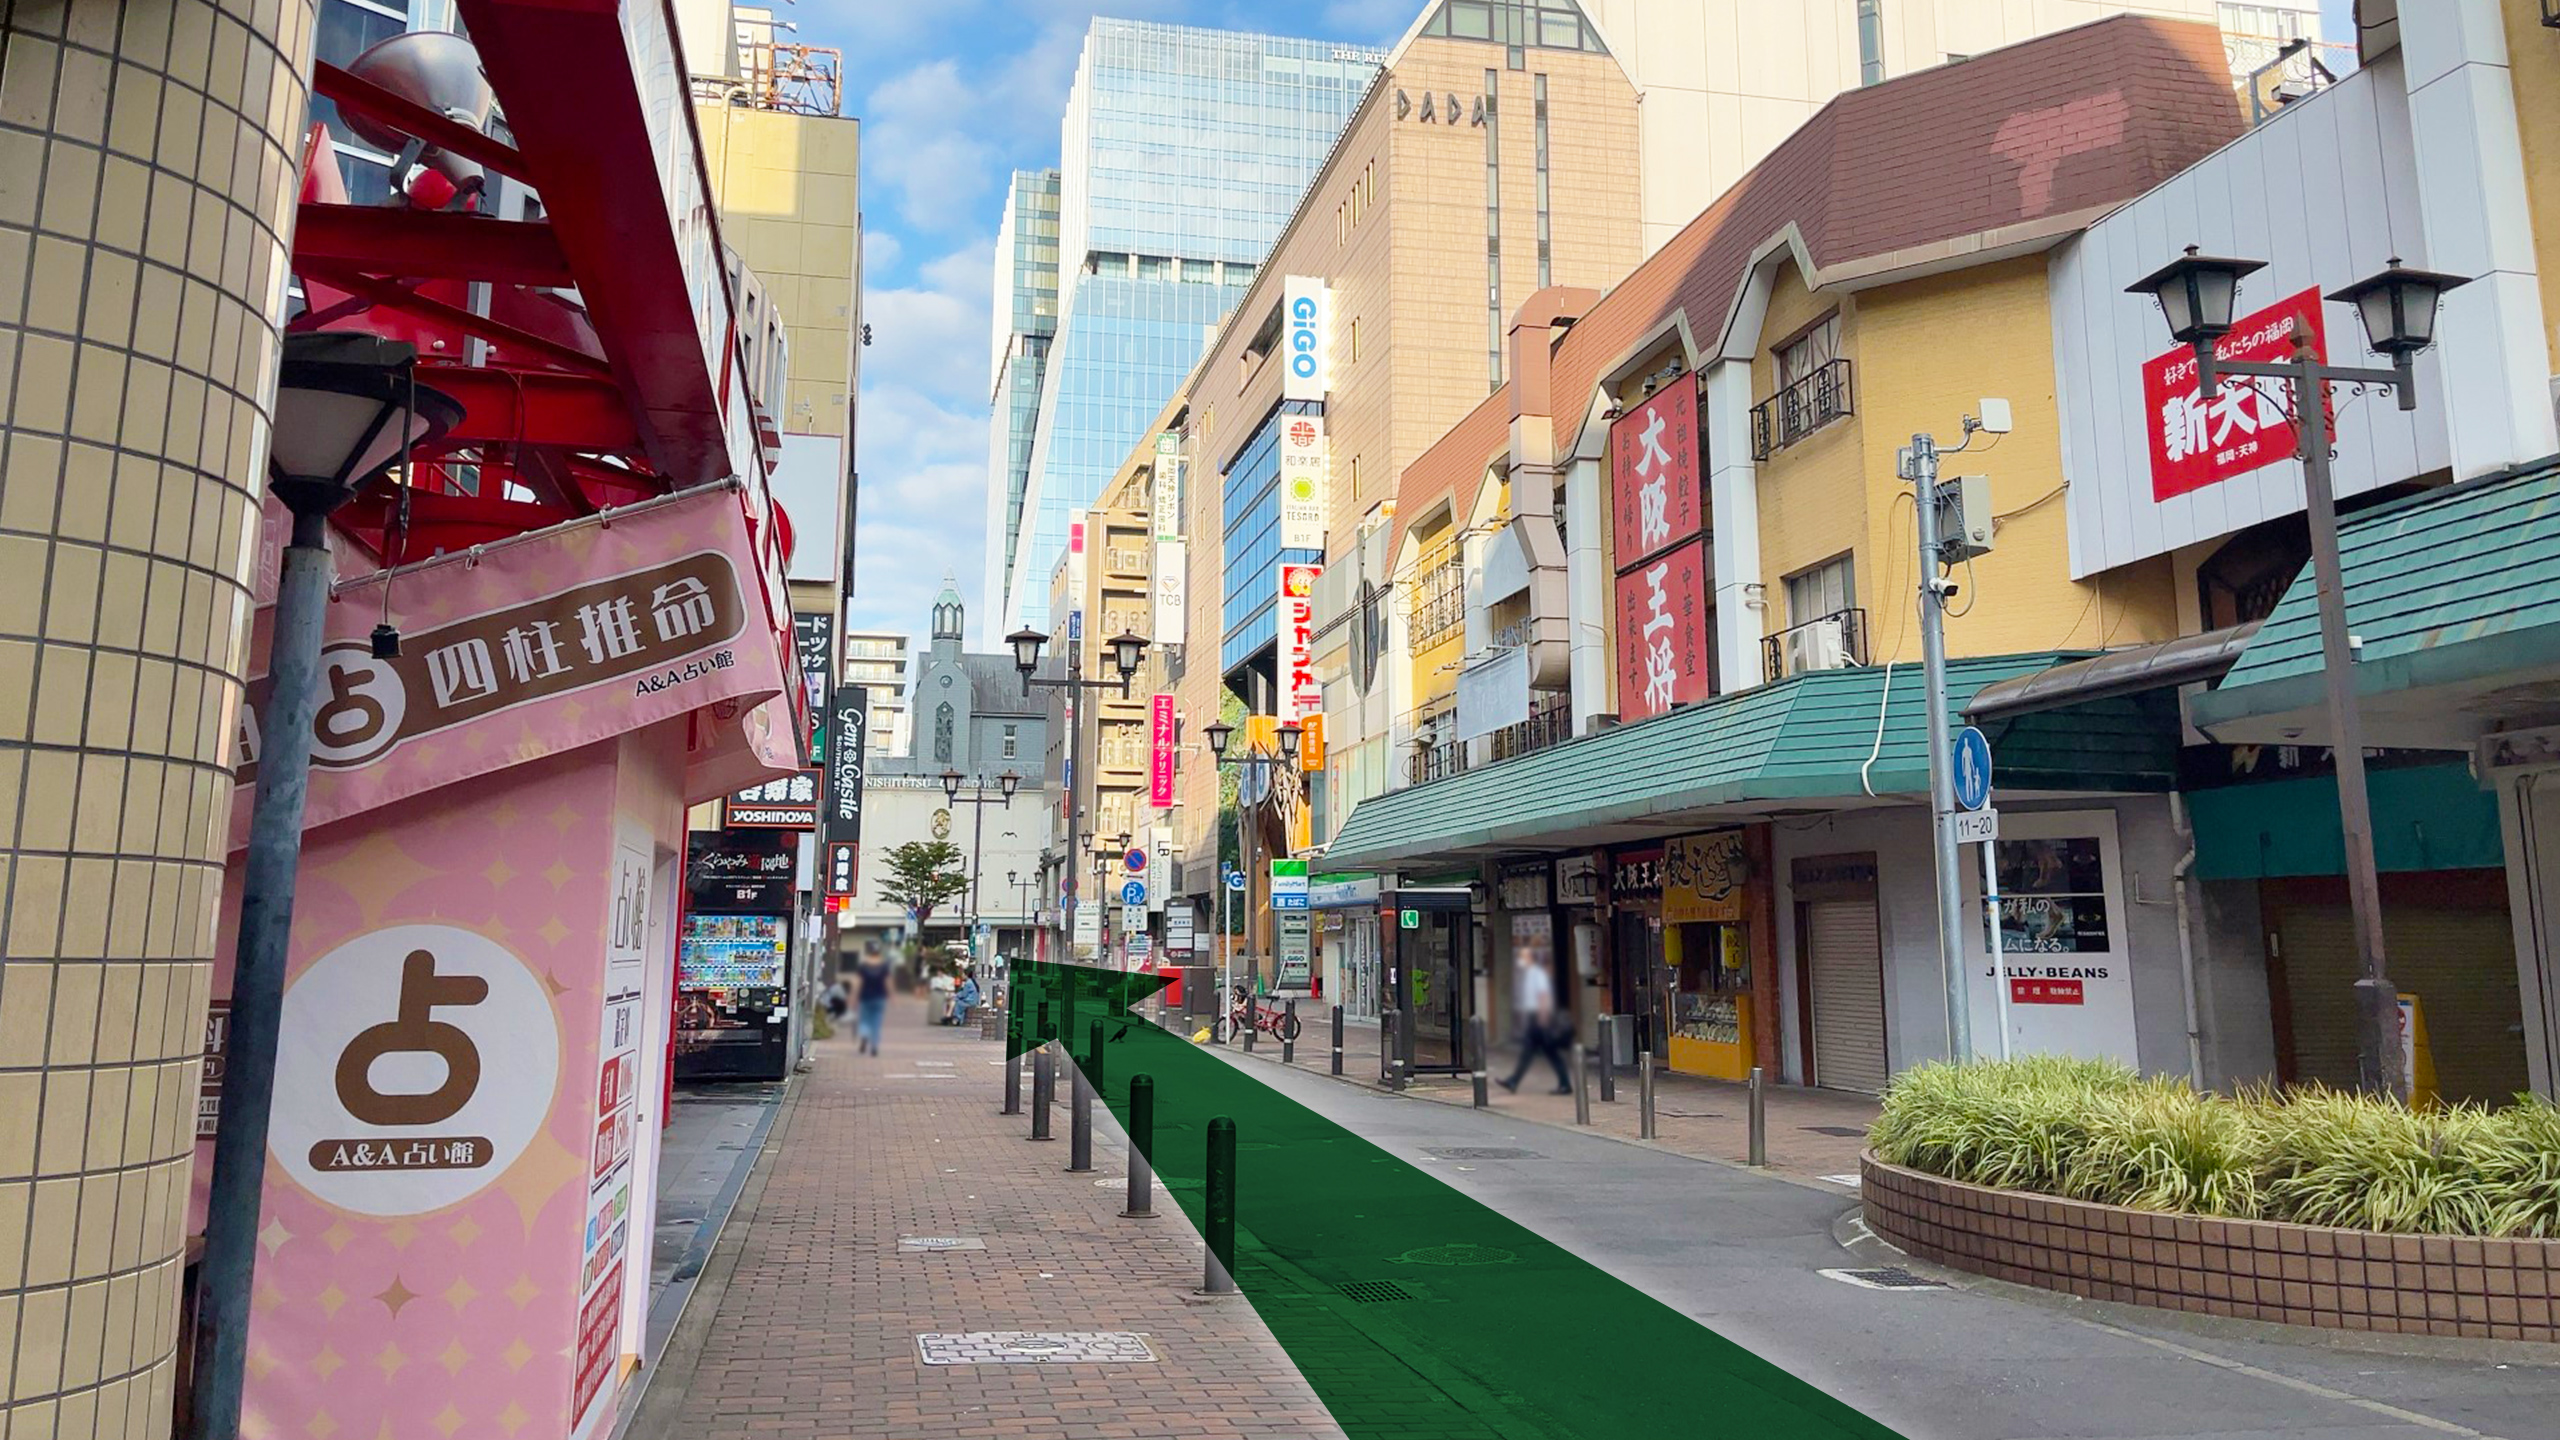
xmin=1212 ymin=987 xmax=1302 ymax=1045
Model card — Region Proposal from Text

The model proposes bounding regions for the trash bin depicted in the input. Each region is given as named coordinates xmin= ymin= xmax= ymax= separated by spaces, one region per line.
xmin=1608 ymin=1014 xmax=1636 ymax=1068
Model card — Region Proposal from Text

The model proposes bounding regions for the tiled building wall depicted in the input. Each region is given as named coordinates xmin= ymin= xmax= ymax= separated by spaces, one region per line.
xmin=0 ymin=0 xmax=317 ymax=1431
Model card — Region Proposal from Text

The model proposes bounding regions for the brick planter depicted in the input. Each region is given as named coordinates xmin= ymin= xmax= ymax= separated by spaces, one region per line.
xmin=1859 ymin=1152 xmax=2560 ymax=1342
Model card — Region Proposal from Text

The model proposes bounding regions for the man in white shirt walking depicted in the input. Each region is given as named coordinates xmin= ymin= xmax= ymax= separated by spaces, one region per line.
xmin=1496 ymin=940 xmax=1572 ymax=1095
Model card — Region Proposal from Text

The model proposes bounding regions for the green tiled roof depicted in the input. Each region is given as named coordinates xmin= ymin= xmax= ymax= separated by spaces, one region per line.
xmin=2192 ymin=462 xmax=2560 ymax=729
xmin=1326 ymin=652 xmax=2177 ymax=871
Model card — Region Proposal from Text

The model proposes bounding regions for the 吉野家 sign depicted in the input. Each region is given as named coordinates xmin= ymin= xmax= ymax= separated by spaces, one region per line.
xmin=725 ymin=771 xmax=820 ymax=828
xmin=2141 ymin=286 xmax=2327 ymax=502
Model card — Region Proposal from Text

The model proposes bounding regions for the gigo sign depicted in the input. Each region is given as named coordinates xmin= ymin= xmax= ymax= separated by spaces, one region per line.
xmin=1283 ymin=276 xmax=1329 ymax=403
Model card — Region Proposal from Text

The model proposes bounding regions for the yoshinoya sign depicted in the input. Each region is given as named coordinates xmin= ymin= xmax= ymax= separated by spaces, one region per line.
xmin=1282 ymin=276 xmax=1329 ymax=403
xmin=725 ymin=771 xmax=820 ymax=828
xmin=1279 ymin=413 xmax=1326 ymax=549
xmin=1278 ymin=562 xmax=1323 ymax=723
xmin=2141 ymin=287 xmax=2328 ymax=502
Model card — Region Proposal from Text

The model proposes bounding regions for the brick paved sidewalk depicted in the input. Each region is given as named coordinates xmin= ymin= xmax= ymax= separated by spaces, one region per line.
xmin=640 ymin=993 xmax=1346 ymax=1440
xmin=1203 ymin=1004 xmax=1879 ymax=1183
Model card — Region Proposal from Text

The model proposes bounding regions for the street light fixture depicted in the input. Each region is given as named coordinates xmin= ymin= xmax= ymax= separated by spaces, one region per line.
xmin=1205 ymin=716 xmax=1302 ymax=1011
xmin=2127 ymin=246 xmax=2471 ymax=1100
xmin=1009 ymin=622 xmax=1154 ymax=970
xmin=198 ymin=332 xmax=458 ymax=1440
xmin=940 ymin=770 xmax=1020 ymax=974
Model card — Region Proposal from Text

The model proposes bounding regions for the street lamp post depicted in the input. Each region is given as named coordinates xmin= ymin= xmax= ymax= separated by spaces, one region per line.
xmin=2128 ymin=249 xmax=2467 ymax=1101
xmin=196 ymin=334 xmax=459 ymax=1440
xmin=941 ymin=768 xmax=1020 ymax=976
xmin=1203 ymin=718 xmax=1301 ymax=1023
xmin=1010 ymin=625 xmax=1149 ymax=968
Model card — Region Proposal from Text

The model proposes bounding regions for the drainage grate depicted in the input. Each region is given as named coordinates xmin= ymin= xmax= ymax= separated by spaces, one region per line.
xmin=1802 ymin=1125 xmax=1869 ymax=1138
xmin=1336 ymin=1279 xmax=1416 ymax=1305
xmin=1422 ymin=1147 xmax=1543 ymax=1161
xmin=1819 ymin=1266 xmax=1947 ymax=1291
xmin=915 ymin=1331 xmax=1158 ymax=1365
xmin=899 ymin=1236 xmax=986 ymax=1252
xmin=1389 ymin=1243 xmax=1516 ymax=1268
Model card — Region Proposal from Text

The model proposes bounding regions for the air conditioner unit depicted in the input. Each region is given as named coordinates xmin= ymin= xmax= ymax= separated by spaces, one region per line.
xmin=1784 ymin=617 xmax=1851 ymax=675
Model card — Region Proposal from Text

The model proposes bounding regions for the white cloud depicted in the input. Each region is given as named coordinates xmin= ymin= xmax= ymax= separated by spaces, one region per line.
xmin=848 ymin=381 xmax=988 ymax=638
xmin=861 ymin=228 xmax=903 ymax=279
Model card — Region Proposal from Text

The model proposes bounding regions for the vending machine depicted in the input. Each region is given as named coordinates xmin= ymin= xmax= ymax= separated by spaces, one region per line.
xmin=675 ymin=829 xmax=797 ymax=1081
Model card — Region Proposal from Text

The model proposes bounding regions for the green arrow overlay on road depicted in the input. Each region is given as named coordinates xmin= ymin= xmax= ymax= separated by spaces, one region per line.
xmin=1015 ymin=961 xmax=1907 ymax=1440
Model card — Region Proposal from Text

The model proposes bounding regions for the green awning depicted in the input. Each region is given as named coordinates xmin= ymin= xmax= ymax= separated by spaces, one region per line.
xmin=2188 ymin=461 xmax=2560 ymax=746
xmin=1324 ymin=652 xmax=2179 ymax=873
xmin=2188 ymin=762 xmax=2504 ymax=880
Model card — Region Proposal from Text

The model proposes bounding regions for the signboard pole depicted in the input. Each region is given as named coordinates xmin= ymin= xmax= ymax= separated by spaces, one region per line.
xmin=1983 ymin=839 xmax=2011 ymax=1061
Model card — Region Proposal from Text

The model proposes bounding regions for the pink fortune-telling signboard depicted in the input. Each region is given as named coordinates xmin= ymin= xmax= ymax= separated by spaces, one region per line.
xmin=1608 ymin=378 xmax=1703 ymax=568
xmin=2141 ymin=286 xmax=2328 ymax=502
xmin=1613 ymin=536 xmax=1712 ymax=723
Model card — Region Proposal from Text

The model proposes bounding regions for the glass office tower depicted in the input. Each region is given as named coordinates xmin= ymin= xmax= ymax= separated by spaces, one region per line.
xmin=986 ymin=169 xmax=1062 ymax=635
xmin=999 ymin=19 xmax=1380 ymax=631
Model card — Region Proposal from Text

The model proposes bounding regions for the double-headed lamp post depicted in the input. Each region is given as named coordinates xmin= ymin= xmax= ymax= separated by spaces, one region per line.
xmin=939 ymin=768 xmax=1019 ymax=975
xmin=1202 ymin=717 xmax=1301 ymax=1008
xmin=1008 ymin=625 xmax=1150 ymax=965
xmin=2127 ymin=247 xmax=2467 ymax=1102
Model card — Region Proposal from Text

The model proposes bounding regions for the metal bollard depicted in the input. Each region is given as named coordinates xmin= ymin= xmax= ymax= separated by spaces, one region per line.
xmin=1597 ymin=1016 xmax=1617 ymax=1103
xmin=1396 ymin=1006 xmax=1413 ymax=1092
xmin=1001 ymin=1009 xmax=1023 ymax=1115
xmin=1067 ymin=1056 xmax=1094 ymax=1173
xmin=1469 ymin=1015 xmax=1488 ymax=1108
xmin=1086 ymin=1019 xmax=1106 ymax=1097
xmin=1747 ymin=1065 xmax=1768 ymax=1167
xmin=1381 ymin=1007 xmax=1402 ymax=1090
xmin=1243 ymin=995 xmax=1256 ymax=1052
xmin=1200 ymin=1116 xmax=1238 ymax=1295
xmin=1282 ymin=999 xmax=1296 ymax=1064
xmin=1122 ymin=1075 xmax=1156 ymax=1218
xmin=1330 ymin=1004 xmax=1344 ymax=1076
xmin=1639 ymin=1053 xmax=1657 ymax=1140
xmin=1571 ymin=1044 xmax=1591 ymax=1125
xmin=1028 ymin=1047 xmax=1054 ymax=1141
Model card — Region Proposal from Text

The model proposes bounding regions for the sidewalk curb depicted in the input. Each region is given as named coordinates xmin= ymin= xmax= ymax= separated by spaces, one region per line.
xmin=612 ymin=1069 xmax=810 ymax=1440
xmin=1217 ymin=1039 xmax=1861 ymax=1202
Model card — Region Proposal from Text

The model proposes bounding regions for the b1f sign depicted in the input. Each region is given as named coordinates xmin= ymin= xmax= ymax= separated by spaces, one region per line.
xmin=2141 ymin=287 xmax=2327 ymax=502
xmin=1283 ymin=276 xmax=1329 ymax=403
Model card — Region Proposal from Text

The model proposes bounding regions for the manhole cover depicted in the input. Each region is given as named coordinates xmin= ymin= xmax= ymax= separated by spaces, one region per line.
xmin=915 ymin=1332 xmax=1158 ymax=1365
xmin=1336 ymin=1280 xmax=1416 ymax=1304
xmin=1802 ymin=1125 xmax=1868 ymax=1138
xmin=1820 ymin=1267 xmax=1947 ymax=1291
xmin=899 ymin=1236 xmax=986 ymax=1252
xmin=1422 ymin=1147 xmax=1543 ymax=1161
xmin=1389 ymin=1243 xmax=1516 ymax=1267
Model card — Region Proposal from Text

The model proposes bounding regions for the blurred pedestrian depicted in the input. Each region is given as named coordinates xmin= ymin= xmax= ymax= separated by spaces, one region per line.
xmin=1497 ymin=941 xmax=1571 ymax=1095
xmin=951 ymin=966 xmax=982 ymax=1026
xmin=854 ymin=950 xmax=891 ymax=1055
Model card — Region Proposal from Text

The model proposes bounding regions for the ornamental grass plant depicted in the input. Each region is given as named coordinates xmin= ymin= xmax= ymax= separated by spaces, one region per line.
xmin=1869 ymin=1058 xmax=2560 ymax=1238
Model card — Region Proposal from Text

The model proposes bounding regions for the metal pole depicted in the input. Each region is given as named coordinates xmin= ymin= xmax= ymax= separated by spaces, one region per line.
xmin=1908 ymin=433 xmax=1975 ymax=1065
xmin=1282 ymin=999 xmax=1296 ymax=1063
xmin=1001 ymin=1008 xmax=1023 ymax=1115
xmin=1571 ymin=1043 xmax=1591 ymax=1124
xmin=1984 ymin=838 xmax=2012 ymax=1062
xmin=1597 ymin=1015 xmax=1616 ymax=1102
xmin=1085 ymin=1018 xmax=1106 ymax=1096
xmin=194 ymin=508 xmax=333 ymax=1440
xmin=1469 ymin=1014 xmax=1488 ymax=1107
xmin=1061 ymin=644 xmax=1083 ymax=968
xmin=1201 ymin=1116 xmax=1238 ymax=1295
xmin=1029 ymin=1047 xmax=1054 ymax=1141
xmin=1639 ymin=1053 xmax=1657 ymax=1139
xmin=1330 ymin=1003 xmax=1344 ymax=1076
xmin=1381 ymin=1006 xmax=1398 ymax=1086
xmin=1748 ymin=1065 xmax=1768 ymax=1167
xmin=968 ymin=785 xmax=987 ymax=972
xmin=2288 ymin=344 xmax=2407 ymax=1098
xmin=1393 ymin=1005 xmax=1411 ymax=1091
xmin=1123 ymin=1074 xmax=1155 ymax=1217
xmin=1067 ymin=1054 xmax=1094 ymax=1172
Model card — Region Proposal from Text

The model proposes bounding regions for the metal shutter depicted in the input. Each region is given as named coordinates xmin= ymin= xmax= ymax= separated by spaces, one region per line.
xmin=1807 ymin=900 xmax=1890 ymax=1093
xmin=2273 ymin=903 xmax=2527 ymax=1104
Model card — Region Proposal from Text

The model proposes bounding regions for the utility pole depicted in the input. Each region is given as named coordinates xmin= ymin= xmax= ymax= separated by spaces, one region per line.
xmin=1904 ymin=430 xmax=1973 ymax=1067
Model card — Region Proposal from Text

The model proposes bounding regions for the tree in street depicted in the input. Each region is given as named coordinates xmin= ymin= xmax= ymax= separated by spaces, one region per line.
xmin=878 ymin=839 xmax=968 ymax=929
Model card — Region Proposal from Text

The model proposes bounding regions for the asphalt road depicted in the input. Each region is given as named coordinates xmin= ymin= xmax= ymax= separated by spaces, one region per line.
xmin=1233 ymin=1053 xmax=2560 ymax=1440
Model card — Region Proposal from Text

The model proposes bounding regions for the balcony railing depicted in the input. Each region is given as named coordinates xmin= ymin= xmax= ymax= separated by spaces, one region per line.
xmin=1761 ymin=608 xmax=1870 ymax=682
xmin=1749 ymin=357 xmax=1853 ymax=460
xmin=1409 ymin=539 xmax=1465 ymax=653
xmin=1487 ymin=692 xmax=1571 ymax=764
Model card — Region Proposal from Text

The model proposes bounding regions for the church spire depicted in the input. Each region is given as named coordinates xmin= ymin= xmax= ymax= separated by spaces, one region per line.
xmin=931 ymin=572 xmax=965 ymax=644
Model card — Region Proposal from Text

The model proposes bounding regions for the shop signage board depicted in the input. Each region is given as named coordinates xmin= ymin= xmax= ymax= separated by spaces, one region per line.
xmin=198 ymin=1002 xmax=230 ymax=1137
xmin=1553 ymin=854 xmax=1601 ymax=905
xmin=823 ymin=841 xmax=857 ymax=896
xmin=1282 ymin=275 xmax=1330 ymax=402
xmin=792 ymin=611 xmax=834 ymax=764
xmin=1661 ymin=830 xmax=1746 ymax=924
xmin=1271 ymin=858 xmax=1311 ymax=910
xmin=1148 ymin=693 xmax=1177 ymax=808
xmin=1153 ymin=539 xmax=1187 ymax=646
xmin=575 ymin=825 xmax=654 ymax=1438
xmin=1496 ymin=861 xmax=1550 ymax=911
xmin=1967 ymin=810 xmax=2135 ymax=1063
xmin=1612 ymin=537 xmax=1711 ymax=723
xmin=2140 ymin=287 xmax=2327 ymax=502
xmin=1074 ymin=901 xmax=1101 ymax=956
xmin=1608 ymin=378 xmax=1703 ymax=567
xmin=725 ymin=770 xmax=820 ymax=828
xmin=1280 ymin=413 xmax=1327 ymax=549
xmin=822 ymin=686 xmax=866 ymax=884
xmin=687 ymin=829 xmax=796 ymax=911
xmin=1152 ymin=432 xmax=1183 ymax=539
xmin=1276 ymin=912 xmax=1313 ymax=989
xmin=1166 ymin=906 xmax=1196 ymax=957
xmin=1278 ymin=562 xmax=1324 ymax=722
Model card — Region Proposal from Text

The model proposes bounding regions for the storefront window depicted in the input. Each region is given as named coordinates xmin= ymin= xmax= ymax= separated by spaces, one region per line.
xmin=1995 ymin=837 xmax=2112 ymax=953
xmin=1669 ymin=922 xmax=1749 ymax=1045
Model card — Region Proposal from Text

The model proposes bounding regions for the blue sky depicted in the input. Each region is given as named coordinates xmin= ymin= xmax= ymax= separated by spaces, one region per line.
xmin=828 ymin=0 xmax=1417 ymax=644
xmin=829 ymin=0 xmax=2362 ymax=644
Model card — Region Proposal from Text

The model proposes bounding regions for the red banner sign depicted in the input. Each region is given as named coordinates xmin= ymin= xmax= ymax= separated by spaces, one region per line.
xmin=1278 ymin=562 xmax=1322 ymax=722
xmin=1612 ymin=536 xmax=1711 ymax=723
xmin=2141 ymin=286 xmax=2327 ymax=502
xmin=1609 ymin=378 xmax=1702 ymax=568
xmin=1148 ymin=693 xmax=1176 ymax=809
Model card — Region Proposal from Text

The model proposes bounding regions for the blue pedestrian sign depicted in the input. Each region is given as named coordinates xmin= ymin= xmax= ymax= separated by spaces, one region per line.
xmin=1952 ymin=726 xmax=1993 ymax=812
xmin=1120 ymin=879 xmax=1146 ymax=905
